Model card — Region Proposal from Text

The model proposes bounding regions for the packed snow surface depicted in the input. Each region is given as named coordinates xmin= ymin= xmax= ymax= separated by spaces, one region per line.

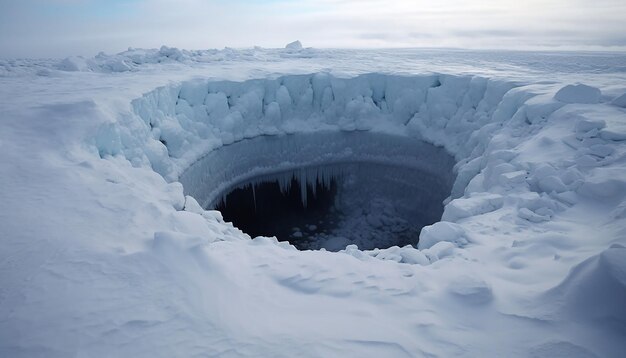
xmin=1 ymin=47 xmax=626 ymax=357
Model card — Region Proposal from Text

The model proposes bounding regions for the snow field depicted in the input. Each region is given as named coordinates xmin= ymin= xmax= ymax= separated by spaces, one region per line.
xmin=1 ymin=48 xmax=626 ymax=356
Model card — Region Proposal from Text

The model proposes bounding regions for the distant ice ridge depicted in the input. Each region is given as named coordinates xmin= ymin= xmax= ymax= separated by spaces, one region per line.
xmin=52 ymin=45 xmax=317 ymax=73
xmin=2 ymin=47 xmax=625 ymax=80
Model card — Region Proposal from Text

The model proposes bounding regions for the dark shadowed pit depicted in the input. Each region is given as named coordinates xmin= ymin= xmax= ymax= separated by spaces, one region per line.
xmin=179 ymin=131 xmax=457 ymax=251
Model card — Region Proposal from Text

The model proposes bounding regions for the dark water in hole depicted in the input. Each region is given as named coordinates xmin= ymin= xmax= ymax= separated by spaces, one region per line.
xmin=215 ymin=178 xmax=339 ymax=250
xmin=213 ymin=162 xmax=450 ymax=251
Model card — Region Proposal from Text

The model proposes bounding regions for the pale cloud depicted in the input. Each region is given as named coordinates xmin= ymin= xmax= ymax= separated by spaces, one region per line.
xmin=0 ymin=0 xmax=625 ymax=58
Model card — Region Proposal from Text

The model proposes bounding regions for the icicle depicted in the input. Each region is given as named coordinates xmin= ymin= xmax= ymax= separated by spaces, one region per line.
xmin=322 ymin=167 xmax=329 ymax=190
xmin=212 ymin=164 xmax=347 ymax=211
xmin=277 ymin=171 xmax=292 ymax=194
xmin=252 ymin=183 xmax=257 ymax=212
xmin=287 ymin=172 xmax=292 ymax=193
xmin=311 ymin=168 xmax=318 ymax=198
xmin=299 ymin=168 xmax=308 ymax=208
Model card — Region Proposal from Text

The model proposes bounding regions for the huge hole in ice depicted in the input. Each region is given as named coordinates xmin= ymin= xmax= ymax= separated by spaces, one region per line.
xmin=180 ymin=131 xmax=456 ymax=251
xmin=128 ymin=73 xmax=518 ymax=252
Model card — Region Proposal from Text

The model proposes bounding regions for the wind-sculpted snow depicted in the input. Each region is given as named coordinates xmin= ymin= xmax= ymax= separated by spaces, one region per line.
xmin=2 ymin=49 xmax=626 ymax=357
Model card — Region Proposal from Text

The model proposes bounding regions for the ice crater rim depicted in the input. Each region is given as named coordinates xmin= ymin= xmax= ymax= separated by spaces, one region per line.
xmin=128 ymin=72 xmax=504 ymax=182
xmin=125 ymin=72 xmax=539 ymax=255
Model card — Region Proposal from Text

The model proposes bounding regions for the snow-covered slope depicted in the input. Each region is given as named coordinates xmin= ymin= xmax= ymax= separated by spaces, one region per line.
xmin=1 ymin=47 xmax=626 ymax=357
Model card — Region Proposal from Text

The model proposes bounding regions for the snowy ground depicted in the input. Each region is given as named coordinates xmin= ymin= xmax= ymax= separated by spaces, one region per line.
xmin=1 ymin=47 xmax=626 ymax=357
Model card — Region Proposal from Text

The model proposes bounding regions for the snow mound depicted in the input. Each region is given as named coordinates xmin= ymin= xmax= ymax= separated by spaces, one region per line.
xmin=612 ymin=93 xmax=626 ymax=108
xmin=285 ymin=40 xmax=303 ymax=50
xmin=546 ymin=244 xmax=626 ymax=323
xmin=447 ymin=275 xmax=493 ymax=305
xmin=417 ymin=221 xmax=467 ymax=250
xmin=58 ymin=56 xmax=92 ymax=72
xmin=554 ymin=84 xmax=601 ymax=104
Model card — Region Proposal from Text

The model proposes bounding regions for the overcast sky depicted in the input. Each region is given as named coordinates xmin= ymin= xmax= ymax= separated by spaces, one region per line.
xmin=1 ymin=0 xmax=625 ymax=58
